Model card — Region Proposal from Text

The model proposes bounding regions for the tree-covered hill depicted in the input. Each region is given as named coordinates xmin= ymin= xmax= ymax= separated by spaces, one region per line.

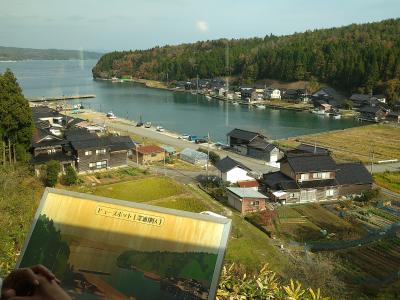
xmin=93 ymin=18 xmax=400 ymax=104
xmin=0 ymin=46 xmax=102 ymax=61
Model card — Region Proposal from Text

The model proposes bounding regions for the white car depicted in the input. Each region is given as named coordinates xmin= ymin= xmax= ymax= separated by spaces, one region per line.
xmin=144 ymin=122 xmax=152 ymax=128
xmin=178 ymin=134 xmax=190 ymax=140
xmin=156 ymin=126 xmax=165 ymax=132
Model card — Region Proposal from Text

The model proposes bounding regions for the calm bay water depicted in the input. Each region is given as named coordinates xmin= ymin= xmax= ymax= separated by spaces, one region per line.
xmin=0 ymin=59 xmax=360 ymax=141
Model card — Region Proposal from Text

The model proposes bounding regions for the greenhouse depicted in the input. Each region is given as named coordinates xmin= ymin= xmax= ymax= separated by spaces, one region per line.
xmin=179 ymin=148 xmax=208 ymax=166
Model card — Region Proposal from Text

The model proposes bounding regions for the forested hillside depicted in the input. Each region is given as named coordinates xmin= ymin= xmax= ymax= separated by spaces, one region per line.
xmin=0 ymin=46 xmax=102 ymax=61
xmin=93 ymin=19 xmax=400 ymax=104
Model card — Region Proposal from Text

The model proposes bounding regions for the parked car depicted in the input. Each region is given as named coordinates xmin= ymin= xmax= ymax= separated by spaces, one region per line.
xmin=144 ymin=122 xmax=152 ymax=128
xmin=195 ymin=138 xmax=207 ymax=144
xmin=136 ymin=122 xmax=144 ymax=127
xmin=178 ymin=134 xmax=190 ymax=140
xmin=156 ymin=126 xmax=165 ymax=132
xmin=188 ymin=135 xmax=198 ymax=142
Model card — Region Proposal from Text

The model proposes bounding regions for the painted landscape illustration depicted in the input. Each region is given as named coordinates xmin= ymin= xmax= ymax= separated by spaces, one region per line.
xmin=19 ymin=191 xmax=228 ymax=300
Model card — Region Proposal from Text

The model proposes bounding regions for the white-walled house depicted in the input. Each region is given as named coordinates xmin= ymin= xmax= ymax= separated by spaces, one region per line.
xmin=265 ymin=88 xmax=281 ymax=100
xmin=215 ymin=156 xmax=253 ymax=184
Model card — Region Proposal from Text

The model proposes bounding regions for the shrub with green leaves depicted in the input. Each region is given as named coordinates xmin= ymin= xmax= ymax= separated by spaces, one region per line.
xmin=217 ymin=263 xmax=329 ymax=300
xmin=45 ymin=160 xmax=60 ymax=187
xmin=62 ymin=165 xmax=78 ymax=185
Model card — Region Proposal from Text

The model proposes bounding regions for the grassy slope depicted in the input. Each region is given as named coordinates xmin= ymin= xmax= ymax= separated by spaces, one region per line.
xmin=277 ymin=124 xmax=400 ymax=163
xmin=373 ymin=171 xmax=400 ymax=193
xmin=0 ymin=165 xmax=44 ymax=276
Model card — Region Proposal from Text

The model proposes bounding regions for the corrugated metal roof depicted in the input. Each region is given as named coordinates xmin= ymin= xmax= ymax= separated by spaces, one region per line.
xmin=227 ymin=187 xmax=267 ymax=199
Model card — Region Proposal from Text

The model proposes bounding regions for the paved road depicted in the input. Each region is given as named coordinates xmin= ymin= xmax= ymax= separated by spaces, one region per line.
xmin=92 ymin=117 xmax=278 ymax=175
xmin=368 ymin=162 xmax=400 ymax=173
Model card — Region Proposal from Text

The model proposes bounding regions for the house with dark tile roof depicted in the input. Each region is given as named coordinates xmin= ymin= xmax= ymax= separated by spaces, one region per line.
xmin=263 ymin=148 xmax=372 ymax=204
xmin=227 ymin=128 xmax=282 ymax=163
xmin=70 ymin=135 xmax=136 ymax=172
xmin=30 ymin=106 xmax=136 ymax=174
xmin=215 ymin=156 xmax=252 ymax=184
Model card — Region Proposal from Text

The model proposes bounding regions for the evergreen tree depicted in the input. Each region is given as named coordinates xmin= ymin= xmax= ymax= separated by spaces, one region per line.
xmin=0 ymin=69 xmax=33 ymax=161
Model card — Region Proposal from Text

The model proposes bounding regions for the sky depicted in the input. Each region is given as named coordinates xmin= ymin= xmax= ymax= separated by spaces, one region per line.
xmin=0 ymin=0 xmax=399 ymax=52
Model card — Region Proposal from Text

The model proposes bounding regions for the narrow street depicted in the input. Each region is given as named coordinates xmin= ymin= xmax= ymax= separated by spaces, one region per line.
xmin=88 ymin=116 xmax=279 ymax=175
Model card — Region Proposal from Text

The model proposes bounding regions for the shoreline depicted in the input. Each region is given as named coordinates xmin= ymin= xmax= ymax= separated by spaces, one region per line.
xmin=94 ymin=77 xmax=358 ymax=116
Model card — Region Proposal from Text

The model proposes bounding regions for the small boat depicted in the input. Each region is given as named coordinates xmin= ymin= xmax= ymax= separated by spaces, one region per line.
xmin=232 ymin=102 xmax=239 ymax=106
xmin=311 ymin=109 xmax=326 ymax=115
xmin=205 ymin=95 xmax=212 ymax=100
xmin=332 ymin=113 xmax=342 ymax=119
xmin=107 ymin=111 xmax=116 ymax=119
xmin=111 ymin=77 xmax=123 ymax=83
xmin=256 ymin=105 xmax=266 ymax=109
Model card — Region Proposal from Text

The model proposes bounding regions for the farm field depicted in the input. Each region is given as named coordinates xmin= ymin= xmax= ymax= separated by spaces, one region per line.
xmin=274 ymin=204 xmax=365 ymax=242
xmin=277 ymin=124 xmax=400 ymax=163
xmin=374 ymin=171 xmax=400 ymax=193
xmin=73 ymin=176 xmax=185 ymax=202
xmin=335 ymin=236 xmax=400 ymax=287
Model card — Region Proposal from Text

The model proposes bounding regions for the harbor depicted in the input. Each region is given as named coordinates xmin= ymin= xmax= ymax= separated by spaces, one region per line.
xmin=28 ymin=94 xmax=96 ymax=102
xmin=1 ymin=59 xmax=361 ymax=142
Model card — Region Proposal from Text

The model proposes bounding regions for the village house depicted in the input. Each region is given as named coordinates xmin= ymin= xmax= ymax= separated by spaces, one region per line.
xmin=240 ymin=87 xmax=258 ymax=102
xmin=226 ymin=187 xmax=268 ymax=214
xmin=283 ymin=89 xmax=299 ymax=101
xmin=262 ymin=146 xmax=372 ymax=205
xmin=227 ymin=128 xmax=283 ymax=164
xmin=237 ymin=180 xmax=260 ymax=190
xmin=350 ymin=94 xmax=387 ymax=108
xmin=133 ymin=145 xmax=165 ymax=165
xmin=215 ymin=156 xmax=253 ymax=184
xmin=265 ymin=87 xmax=281 ymax=100
xmin=30 ymin=106 xmax=136 ymax=174
xmin=358 ymin=105 xmax=388 ymax=122
xmin=31 ymin=127 xmax=74 ymax=175
xmin=70 ymin=135 xmax=136 ymax=172
xmin=387 ymin=111 xmax=400 ymax=123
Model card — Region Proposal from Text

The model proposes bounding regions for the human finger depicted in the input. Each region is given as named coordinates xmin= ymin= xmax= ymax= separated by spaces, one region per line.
xmin=19 ymin=268 xmax=40 ymax=287
xmin=31 ymin=265 xmax=57 ymax=281
xmin=1 ymin=289 xmax=16 ymax=300
xmin=8 ymin=297 xmax=39 ymax=300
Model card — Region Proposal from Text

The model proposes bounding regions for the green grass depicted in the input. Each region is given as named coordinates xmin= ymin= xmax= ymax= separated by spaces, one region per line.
xmin=78 ymin=176 xmax=185 ymax=202
xmin=277 ymin=206 xmax=302 ymax=219
xmin=374 ymin=171 xmax=400 ymax=194
xmin=154 ymin=196 xmax=211 ymax=213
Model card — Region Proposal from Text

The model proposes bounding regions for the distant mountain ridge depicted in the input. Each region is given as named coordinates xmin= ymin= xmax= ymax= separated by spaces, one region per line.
xmin=92 ymin=18 xmax=400 ymax=104
xmin=0 ymin=46 xmax=102 ymax=61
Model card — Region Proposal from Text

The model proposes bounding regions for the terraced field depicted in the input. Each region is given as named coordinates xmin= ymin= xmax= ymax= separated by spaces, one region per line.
xmin=274 ymin=204 xmax=365 ymax=242
xmin=337 ymin=236 xmax=400 ymax=284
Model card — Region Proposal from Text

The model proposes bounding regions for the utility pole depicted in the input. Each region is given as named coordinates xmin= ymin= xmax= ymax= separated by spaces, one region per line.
xmin=206 ymin=132 xmax=210 ymax=183
xmin=163 ymin=151 xmax=166 ymax=176
xmin=370 ymin=145 xmax=375 ymax=173
xmin=136 ymin=144 xmax=139 ymax=165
